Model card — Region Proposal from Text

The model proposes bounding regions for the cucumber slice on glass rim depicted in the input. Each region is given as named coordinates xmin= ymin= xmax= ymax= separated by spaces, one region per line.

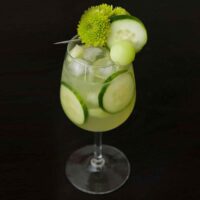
xmin=60 ymin=82 xmax=88 ymax=125
xmin=99 ymin=70 xmax=135 ymax=113
xmin=107 ymin=15 xmax=147 ymax=52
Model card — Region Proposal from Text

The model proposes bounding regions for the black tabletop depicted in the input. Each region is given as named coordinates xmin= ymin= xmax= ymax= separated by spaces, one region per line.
xmin=1 ymin=0 xmax=199 ymax=199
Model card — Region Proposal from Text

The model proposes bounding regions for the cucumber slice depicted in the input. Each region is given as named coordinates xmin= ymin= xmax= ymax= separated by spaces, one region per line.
xmin=60 ymin=83 xmax=88 ymax=124
xmin=89 ymin=108 xmax=110 ymax=118
xmin=107 ymin=15 xmax=147 ymax=52
xmin=99 ymin=70 xmax=135 ymax=113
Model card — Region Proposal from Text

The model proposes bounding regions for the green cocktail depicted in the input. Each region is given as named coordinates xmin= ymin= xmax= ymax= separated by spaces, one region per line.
xmin=59 ymin=4 xmax=147 ymax=194
xmin=60 ymin=37 xmax=136 ymax=132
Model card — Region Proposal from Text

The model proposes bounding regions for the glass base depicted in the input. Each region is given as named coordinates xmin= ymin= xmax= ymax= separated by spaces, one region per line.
xmin=66 ymin=145 xmax=130 ymax=194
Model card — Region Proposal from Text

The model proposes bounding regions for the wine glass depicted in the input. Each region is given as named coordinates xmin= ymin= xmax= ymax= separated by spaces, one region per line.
xmin=60 ymin=36 xmax=136 ymax=194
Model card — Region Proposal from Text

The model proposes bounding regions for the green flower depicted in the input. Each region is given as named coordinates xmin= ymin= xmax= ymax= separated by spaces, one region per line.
xmin=77 ymin=4 xmax=130 ymax=47
xmin=77 ymin=5 xmax=111 ymax=47
xmin=90 ymin=4 xmax=113 ymax=17
xmin=112 ymin=7 xmax=130 ymax=16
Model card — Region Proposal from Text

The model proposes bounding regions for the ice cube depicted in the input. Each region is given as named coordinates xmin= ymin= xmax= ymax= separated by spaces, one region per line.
xmin=66 ymin=58 xmax=89 ymax=77
xmin=92 ymin=57 xmax=117 ymax=79
xmin=93 ymin=56 xmax=113 ymax=66
xmin=96 ymin=66 xmax=117 ymax=79
xmin=86 ymin=91 xmax=99 ymax=107
xmin=83 ymin=47 xmax=108 ymax=62
xmin=70 ymin=44 xmax=84 ymax=58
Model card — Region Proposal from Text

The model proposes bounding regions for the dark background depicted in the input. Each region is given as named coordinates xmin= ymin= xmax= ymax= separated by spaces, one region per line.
xmin=1 ymin=0 xmax=199 ymax=199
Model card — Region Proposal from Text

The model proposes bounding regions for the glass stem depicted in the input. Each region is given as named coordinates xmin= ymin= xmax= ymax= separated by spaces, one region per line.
xmin=94 ymin=132 xmax=103 ymax=160
xmin=91 ymin=132 xmax=105 ymax=170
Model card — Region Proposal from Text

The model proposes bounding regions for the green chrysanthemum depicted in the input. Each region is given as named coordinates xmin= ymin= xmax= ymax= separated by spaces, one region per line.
xmin=77 ymin=6 xmax=110 ymax=47
xmin=112 ymin=7 xmax=130 ymax=16
xmin=77 ymin=4 xmax=131 ymax=47
xmin=90 ymin=4 xmax=113 ymax=17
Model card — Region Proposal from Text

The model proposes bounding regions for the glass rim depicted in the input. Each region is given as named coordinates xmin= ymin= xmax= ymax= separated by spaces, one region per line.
xmin=66 ymin=35 xmax=132 ymax=69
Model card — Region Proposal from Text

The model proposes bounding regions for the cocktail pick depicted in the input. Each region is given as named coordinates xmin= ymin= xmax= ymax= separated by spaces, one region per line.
xmin=53 ymin=38 xmax=80 ymax=45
